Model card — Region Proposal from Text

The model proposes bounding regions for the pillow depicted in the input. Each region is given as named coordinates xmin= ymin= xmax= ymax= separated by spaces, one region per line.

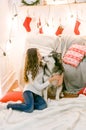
xmin=78 ymin=87 xmax=86 ymax=96
xmin=63 ymin=44 xmax=86 ymax=67
xmin=0 ymin=91 xmax=24 ymax=103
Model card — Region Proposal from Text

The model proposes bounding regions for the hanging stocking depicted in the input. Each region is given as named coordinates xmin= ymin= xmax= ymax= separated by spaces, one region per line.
xmin=39 ymin=27 xmax=43 ymax=34
xmin=55 ymin=25 xmax=64 ymax=36
xmin=23 ymin=16 xmax=32 ymax=32
xmin=37 ymin=18 xmax=43 ymax=34
xmin=74 ymin=20 xmax=81 ymax=35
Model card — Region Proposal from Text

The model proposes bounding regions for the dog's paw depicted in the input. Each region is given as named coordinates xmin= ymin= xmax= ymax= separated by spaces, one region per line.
xmin=60 ymin=92 xmax=64 ymax=98
xmin=56 ymin=96 xmax=60 ymax=101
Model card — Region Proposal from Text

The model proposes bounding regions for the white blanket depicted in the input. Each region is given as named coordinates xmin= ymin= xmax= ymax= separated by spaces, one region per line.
xmin=0 ymin=95 xmax=86 ymax=130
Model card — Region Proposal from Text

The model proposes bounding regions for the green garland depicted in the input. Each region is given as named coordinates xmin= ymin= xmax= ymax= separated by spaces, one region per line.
xmin=22 ymin=0 xmax=40 ymax=6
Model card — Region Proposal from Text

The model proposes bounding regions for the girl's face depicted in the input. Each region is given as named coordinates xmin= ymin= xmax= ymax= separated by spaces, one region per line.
xmin=37 ymin=50 xmax=42 ymax=63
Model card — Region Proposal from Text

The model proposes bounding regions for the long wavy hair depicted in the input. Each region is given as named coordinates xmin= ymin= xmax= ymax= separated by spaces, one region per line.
xmin=24 ymin=48 xmax=40 ymax=83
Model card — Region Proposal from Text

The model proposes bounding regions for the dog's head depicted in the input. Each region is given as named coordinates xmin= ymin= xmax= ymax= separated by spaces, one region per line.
xmin=42 ymin=51 xmax=64 ymax=76
xmin=42 ymin=54 xmax=55 ymax=71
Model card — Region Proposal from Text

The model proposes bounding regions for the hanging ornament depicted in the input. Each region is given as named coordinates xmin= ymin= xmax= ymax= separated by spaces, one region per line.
xmin=23 ymin=16 xmax=32 ymax=32
xmin=22 ymin=0 xmax=40 ymax=6
xmin=37 ymin=18 xmax=43 ymax=34
xmin=55 ymin=17 xmax=64 ymax=36
xmin=55 ymin=25 xmax=64 ymax=36
xmin=39 ymin=27 xmax=43 ymax=34
xmin=74 ymin=19 xmax=81 ymax=35
xmin=0 ymin=46 xmax=6 ymax=56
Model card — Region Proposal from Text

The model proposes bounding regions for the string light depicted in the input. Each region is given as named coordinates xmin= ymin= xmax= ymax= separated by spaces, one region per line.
xmin=0 ymin=46 xmax=6 ymax=56
xmin=0 ymin=2 xmax=19 ymax=57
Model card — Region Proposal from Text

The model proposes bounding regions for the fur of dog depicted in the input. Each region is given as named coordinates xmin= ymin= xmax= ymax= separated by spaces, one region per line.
xmin=42 ymin=51 xmax=64 ymax=101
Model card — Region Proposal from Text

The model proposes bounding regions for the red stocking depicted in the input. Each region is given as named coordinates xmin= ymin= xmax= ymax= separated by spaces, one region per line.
xmin=37 ymin=18 xmax=43 ymax=34
xmin=74 ymin=20 xmax=81 ymax=35
xmin=23 ymin=17 xmax=32 ymax=32
xmin=39 ymin=27 xmax=43 ymax=34
xmin=55 ymin=25 xmax=64 ymax=36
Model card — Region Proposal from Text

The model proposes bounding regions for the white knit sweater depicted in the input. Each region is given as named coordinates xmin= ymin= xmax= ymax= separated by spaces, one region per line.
xmin=23 ymin=68 xmax=50 ymax=96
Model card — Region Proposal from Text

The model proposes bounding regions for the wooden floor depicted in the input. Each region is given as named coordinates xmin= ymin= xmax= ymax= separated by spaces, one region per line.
xmin=8 ymin=80 xmax=19 ymax=92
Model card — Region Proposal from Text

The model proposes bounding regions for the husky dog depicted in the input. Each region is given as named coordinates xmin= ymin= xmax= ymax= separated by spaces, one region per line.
xmin=42 ymin=51 xmax=64 ymax=101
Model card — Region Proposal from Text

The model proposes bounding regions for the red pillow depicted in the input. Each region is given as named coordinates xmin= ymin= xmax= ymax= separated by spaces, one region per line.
xmin=0 ymin=91 xmax=24 ymax=103
xmin=63 ymin=44 xmax=86 ymax=67
xmin=78 ymin=87 xmax=86 ymax=96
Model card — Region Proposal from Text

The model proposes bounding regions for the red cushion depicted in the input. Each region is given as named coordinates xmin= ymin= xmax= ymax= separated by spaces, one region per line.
xmin=0 ymin=91 xmax=24 ymax=103
xmin=78 ymin=87 xmax=86 ymax=96
xmin=63 ymin=44 xmax=86 ymax=67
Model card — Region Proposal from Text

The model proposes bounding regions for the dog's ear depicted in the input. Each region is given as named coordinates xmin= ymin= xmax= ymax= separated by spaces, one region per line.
xmin=51 ymin=51 xmax=62 ymax=60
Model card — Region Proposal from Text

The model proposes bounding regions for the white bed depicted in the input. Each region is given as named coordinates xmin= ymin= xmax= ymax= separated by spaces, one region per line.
xmin=1 ymin=34 xmax=86 ymax=130
xmin=0 ymin=95 xmax=86 ymax=130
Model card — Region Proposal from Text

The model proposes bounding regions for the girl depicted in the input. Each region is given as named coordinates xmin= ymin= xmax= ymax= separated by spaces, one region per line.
xmin=4 ymin=48 xmax=57 ymax=112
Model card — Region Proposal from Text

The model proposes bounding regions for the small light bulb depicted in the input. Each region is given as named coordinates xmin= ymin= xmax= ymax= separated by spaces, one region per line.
xmin=3 ymin=52 xmax=6 ymax=56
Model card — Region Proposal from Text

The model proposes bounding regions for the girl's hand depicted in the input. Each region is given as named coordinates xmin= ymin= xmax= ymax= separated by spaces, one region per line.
xmin=49 ymin=74 xmax=63 ymax=86
xmin=49 ymin=75 xmax=58 ymax=83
